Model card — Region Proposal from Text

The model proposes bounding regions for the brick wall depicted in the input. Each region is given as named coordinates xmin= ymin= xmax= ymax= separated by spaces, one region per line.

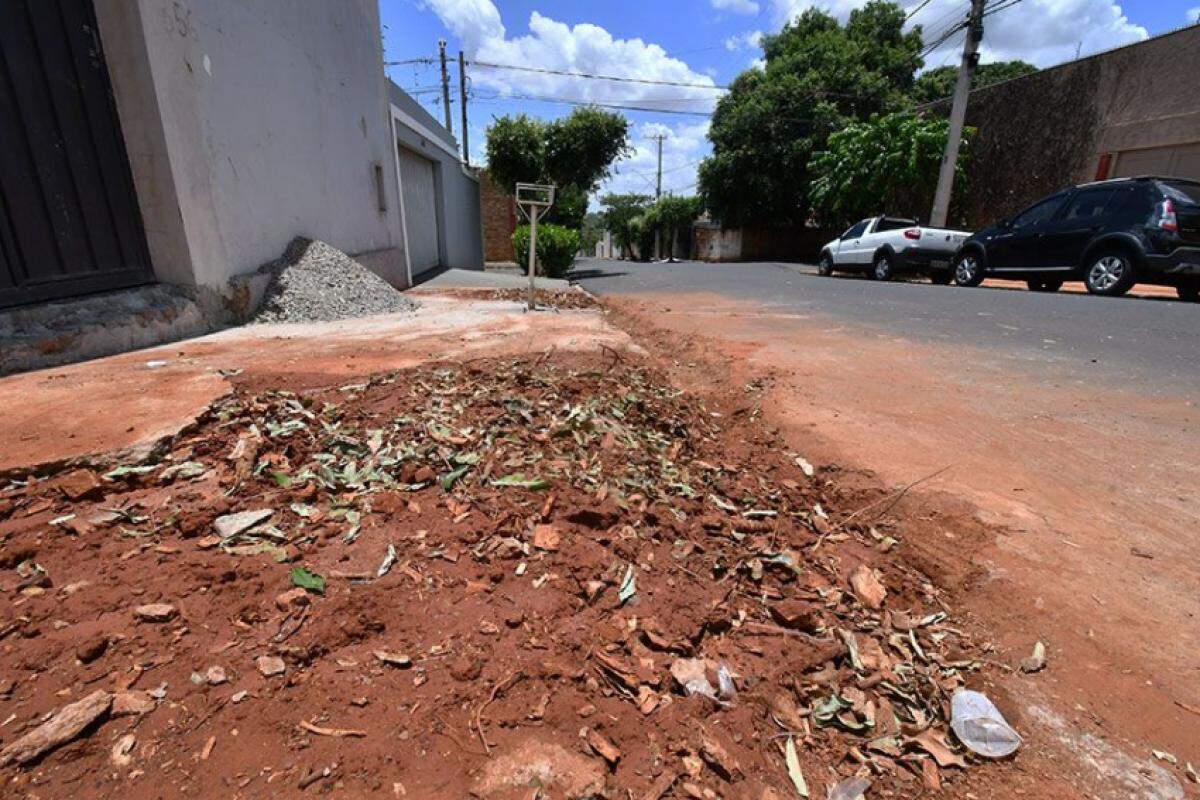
xmin=480 ymin=171 xmax=516 ymax=262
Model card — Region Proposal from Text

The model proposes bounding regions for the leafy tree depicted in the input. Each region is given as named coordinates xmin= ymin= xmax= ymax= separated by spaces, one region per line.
xmin=807 ymin=112 xmax=973 ymax=228
xmin=485 ymin=108 xmax=631 ymax=229
xmin=598 ymin=193 xmax=652 ymax=259
xmin=645 ymin=196 xmax=704 ymax=262
xmin=910 ymin=60 xmax=1038 ymax=104
xmin=699 ymin=1 xmax=923 ymax=228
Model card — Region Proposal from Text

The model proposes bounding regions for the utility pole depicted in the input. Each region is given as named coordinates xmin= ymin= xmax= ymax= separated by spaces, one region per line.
xmin=651 ymin=134 xmax=665 ymax=260
xmin=929 ymin=0 xmax=984 ymax=227
xmin=438 ymin=39 xmax=453 ymax=135
xmin=653 ymin=134 xmax=665 ymax=199
xmin=458 ymin=51 xmax=469 ymax=165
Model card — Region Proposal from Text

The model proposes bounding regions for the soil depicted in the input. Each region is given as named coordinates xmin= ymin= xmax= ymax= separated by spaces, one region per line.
xmin=0 ymin=288 xmax=1191 ymax=799
xmin=3 ymin=350 xmax=1052 ymax=799
xmin=595 ymin=291 xmax=1199 ymax=799
xmin=412 ymin=287 xmax=601 ymax=310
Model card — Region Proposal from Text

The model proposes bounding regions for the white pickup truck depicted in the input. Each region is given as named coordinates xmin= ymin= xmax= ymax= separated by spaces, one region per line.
xmin=818 ymin=216 xmax=971 ymax=283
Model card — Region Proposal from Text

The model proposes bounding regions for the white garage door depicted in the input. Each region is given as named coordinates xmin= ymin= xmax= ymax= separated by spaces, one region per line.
xmin=398 ymin=147 xmax=440 ymax=276
xmin=1112 ymin=142 xmax=1200 ymax=182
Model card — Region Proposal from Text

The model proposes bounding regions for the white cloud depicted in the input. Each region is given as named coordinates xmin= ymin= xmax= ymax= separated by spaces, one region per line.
xmin=712 ymin=0 xmax=762 ymax=14
xmin=724 ymin=30 xmax=764 ymax=51
xmin=768 ymin=0 xmax=1148 ymax=68
xmin=1188 ymin=7 xmax=1200 ymax=23
xmin=598 ymin=120 xmax=713 ymax=202
xmin=421 ymin=0 xmax=721 ymax=114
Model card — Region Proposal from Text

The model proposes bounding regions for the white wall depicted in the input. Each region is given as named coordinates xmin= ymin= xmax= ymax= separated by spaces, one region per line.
xmin=97 ymin=0 xmax=403 ymax=290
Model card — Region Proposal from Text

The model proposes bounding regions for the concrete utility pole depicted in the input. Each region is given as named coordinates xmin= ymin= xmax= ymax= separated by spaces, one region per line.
xmin=929 ymin=0 xmax=985 ymax=228
xmin=652 ymin=134 xmax=665 ymax=260
xmin=653 ymin=134 xmax=665 ymax=199
xmin=438 ymin=39 xmax=453 ymax=135
xmin=458 ymin=51 xmax=469 ymax=165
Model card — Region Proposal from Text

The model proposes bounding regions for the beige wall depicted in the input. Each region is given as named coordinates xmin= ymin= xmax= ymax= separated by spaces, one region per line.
xmin=95 ymin=0 xmax=404 ymax=290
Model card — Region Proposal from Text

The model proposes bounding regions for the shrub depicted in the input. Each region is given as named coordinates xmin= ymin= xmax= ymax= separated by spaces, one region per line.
xmin=512 ymin=223 xmax=581 ymax=278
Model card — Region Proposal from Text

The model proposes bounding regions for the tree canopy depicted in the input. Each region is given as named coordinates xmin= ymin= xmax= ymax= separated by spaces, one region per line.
xmin=808 ymin=112 xmax=973 ymax=228
xmin=598 ymin=193 xmax=652 ymax=258
xmin=699 ymin=0 xmax=924 ymax=228
xmin=485 ymin=107 xmax=631 ymax=229
xmin=910 ymin=60 xmax=1038 ymax=104
xmin=645 ymin=196 xmax=704 ymax=262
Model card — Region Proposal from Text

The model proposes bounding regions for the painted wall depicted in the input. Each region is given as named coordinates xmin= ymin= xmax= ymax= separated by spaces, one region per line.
xmin=928 ymin=25 xmax=1200 ymax=229
xmin=96 ymin=0 xmax=404 ymax=290
xmin=388 ymin=81 xmax=484 ymax=274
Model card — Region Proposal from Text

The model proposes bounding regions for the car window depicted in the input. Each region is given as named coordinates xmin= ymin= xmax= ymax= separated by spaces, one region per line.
xmin=1063 ymin=188 xmax=1116 ymax=220
xmin=1012 ymin=194 xmax=1066 ymax=228
xmin=842 ymin=220 xmax=869 ymax=239
xmin=875 ymin=218 xmax=916 ymax=233
xmin=1160 ymin=181 xmax=1200 ymax=205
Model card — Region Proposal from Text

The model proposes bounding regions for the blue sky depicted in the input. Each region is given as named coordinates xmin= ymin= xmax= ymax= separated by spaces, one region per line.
xmin=382 ymin=0 xmax=1199 ymax=200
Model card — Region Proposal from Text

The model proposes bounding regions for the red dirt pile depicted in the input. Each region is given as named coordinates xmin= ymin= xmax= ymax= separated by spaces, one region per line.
xmin=0 ymin=354 xmax=999 ymax=798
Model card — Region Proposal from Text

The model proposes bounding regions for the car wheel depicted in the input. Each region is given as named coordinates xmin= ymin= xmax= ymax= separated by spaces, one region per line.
xmin=818 ymin=253 xmax=834 ymax=277
xmin=929 ymin=271 xmax=953 ymax=285
xmin=872 ymin=253 xmax=894 ymax=281
xmin=1178 ymin=282 xmax=1200 ymax=302
xmin=1027 ymin=278 xmax=1063 ymax=293
xmin=953 ymin=252 xmax=984 ymax=286
xmin=1083 ymin=251 xmax=1135 ymax=296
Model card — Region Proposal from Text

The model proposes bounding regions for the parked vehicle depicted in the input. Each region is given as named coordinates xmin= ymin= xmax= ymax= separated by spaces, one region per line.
xmin=819 ymin=216 xmax=971 ymax=283
xmin=952 ymin=176 xmax=1200 ymax=300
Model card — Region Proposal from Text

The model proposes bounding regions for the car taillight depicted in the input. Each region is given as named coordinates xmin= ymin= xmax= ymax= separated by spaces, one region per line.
xmin=904 ymin=228 xmax=921 ymax=240
xmin=1159 ymin=199 xmax=1180 ymax=232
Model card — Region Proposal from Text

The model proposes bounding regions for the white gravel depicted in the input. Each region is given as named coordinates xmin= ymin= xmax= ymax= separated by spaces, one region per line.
xmin=250 ymin=238 xmax=417 ymax=324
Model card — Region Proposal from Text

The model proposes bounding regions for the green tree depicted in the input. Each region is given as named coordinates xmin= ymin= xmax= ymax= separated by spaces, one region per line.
xmin=699 ymin=1 xmax=923 ymax=228
xmin=485 ymin=108 xmax=631 ymax=229
xmin=910 ymin=60 xmax=1038 ymax=104
xmin=807 ymin=112 xmax=973 ymax=228
xmin=645 ymin=196 xmax=704 ymax=262
xmin=598 ymin=193 xmax=652 ymax=259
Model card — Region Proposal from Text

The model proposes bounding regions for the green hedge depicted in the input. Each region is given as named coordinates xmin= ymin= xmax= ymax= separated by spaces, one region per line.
xmin=513 ymin=223 xmax=580 ymax=279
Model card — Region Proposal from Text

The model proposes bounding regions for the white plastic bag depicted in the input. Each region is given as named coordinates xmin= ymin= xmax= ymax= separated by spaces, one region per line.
xmin=950 ymin=689 xmax=1022 ymax=758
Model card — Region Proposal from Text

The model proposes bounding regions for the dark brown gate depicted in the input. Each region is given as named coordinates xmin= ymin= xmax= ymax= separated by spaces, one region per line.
xmin=0 ymin=0 xmax=152 ymax=309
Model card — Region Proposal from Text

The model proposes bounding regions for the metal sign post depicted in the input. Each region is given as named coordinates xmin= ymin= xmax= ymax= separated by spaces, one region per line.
xmin=515 ymin=183 xmax=555 ymax=311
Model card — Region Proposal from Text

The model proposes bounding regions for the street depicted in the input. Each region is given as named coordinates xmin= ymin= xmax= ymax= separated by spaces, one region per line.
xmin=576 ymin=259 xmax=1200 ymax=393
xmin=578 ymin=257 xmax=1200 ymax=796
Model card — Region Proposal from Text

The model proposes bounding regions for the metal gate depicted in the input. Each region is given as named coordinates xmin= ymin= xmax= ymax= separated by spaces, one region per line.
xmin=398 ymin=147 xmax=441 ymax=277
xmin=0 ymin=0 xmax=152 ymax=309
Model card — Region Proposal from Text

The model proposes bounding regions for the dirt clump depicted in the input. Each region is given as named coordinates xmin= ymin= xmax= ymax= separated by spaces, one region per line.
xmin=0 ymin=354 xmax=1003 ymax=798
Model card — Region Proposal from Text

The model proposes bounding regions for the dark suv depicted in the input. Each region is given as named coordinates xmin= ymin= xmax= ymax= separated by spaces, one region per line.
xmin=952 ymin=176 xmax=1200 ymax=300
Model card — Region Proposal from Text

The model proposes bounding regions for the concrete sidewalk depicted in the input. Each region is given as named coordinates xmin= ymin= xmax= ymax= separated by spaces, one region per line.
xmin=412 ymin=267 xmax=569 ymax=292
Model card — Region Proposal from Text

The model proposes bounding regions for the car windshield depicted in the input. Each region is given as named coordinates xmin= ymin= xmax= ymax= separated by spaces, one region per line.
xmin=1160 ymin=181 xmax=1200 ymax=205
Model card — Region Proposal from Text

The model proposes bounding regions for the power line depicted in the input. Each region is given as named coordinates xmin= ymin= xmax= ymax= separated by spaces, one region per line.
xmin=905 ymin=0 xmax=937 ymax=21
xmin=469 ymin=60 xmax=729 ymax=90
xmin=983 ymin=0 xmax=1027 ymax=18
xmin=473 ymin=92 xmax=715 ymax=116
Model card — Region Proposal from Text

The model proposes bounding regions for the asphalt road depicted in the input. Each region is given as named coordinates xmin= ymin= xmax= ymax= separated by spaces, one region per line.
xmin=574 ymin=258 xmax=1200 ymax=394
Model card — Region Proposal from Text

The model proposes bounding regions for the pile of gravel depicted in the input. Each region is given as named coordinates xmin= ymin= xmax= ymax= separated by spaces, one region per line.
xmin=250 ymin=238 xmax=418 ymax=324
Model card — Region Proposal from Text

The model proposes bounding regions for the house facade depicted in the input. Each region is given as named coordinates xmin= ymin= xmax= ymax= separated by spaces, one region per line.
xmin=1 ymin=0 xmax=481 ymax=323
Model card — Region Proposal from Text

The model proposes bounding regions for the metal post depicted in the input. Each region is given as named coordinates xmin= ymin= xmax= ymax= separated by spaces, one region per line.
xmin=438 ymin=39 xmax=453 ymax=135
xmin=458 ymin=51 xmax=469 ymax=166
xmin=929 ymin=0 xmax=985 ymax=227
xmin=527 ymin=208 xmax=539 ymax=311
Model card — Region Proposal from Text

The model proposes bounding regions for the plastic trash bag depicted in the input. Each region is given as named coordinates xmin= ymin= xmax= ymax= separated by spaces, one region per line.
xmin=950 ymin=689 xmax=1022 ymax=758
